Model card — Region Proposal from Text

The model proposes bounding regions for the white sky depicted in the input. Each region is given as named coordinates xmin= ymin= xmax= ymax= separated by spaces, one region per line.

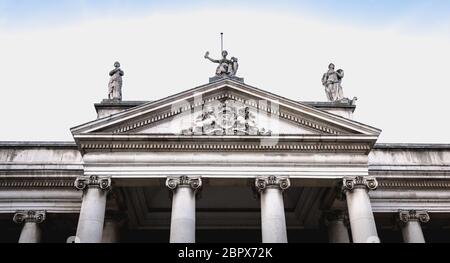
xmin=0 ymin=8 xmax=449 ymax=143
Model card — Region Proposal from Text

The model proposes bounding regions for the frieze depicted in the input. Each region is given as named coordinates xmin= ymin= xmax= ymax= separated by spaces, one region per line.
xmin=79 ymin=142 xmax=371 ymax=152
xmin=0 ymin=178 xmax=75 ymax=188
xmin=378 ymin=180 xmax=450 ymax=189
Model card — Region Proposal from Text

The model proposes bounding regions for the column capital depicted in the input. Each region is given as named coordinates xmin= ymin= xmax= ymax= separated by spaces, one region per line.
xmin=166 ymin=176 xmax=202 ymax=191
xmin=399 ymin=210 xmax=430 ymax=224
xmin=75 ymin=175 xmax=111 ymax=191
xmin=255 ymin=176 xmax=290 ymax=192
xmin=342 ymin=176 xmax=378 ymax=192
xmin=13 ymin=210 xmax=46 ymax=224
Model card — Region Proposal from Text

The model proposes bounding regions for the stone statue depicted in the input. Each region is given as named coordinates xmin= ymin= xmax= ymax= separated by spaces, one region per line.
xmin=321 ymin=63 xmax=344 ymax=102
xmin=108 ymin=61 xmax=124 ymax=100
xmin=204 ymin=50 xmax=239 ymax=77
xmin=230 ymin=57 xmax=238 ymax=76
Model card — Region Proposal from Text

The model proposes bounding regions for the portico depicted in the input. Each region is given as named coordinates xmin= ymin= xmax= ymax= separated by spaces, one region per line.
xmin=67 ymin=77 xmax=381 ymax=243
xmin=0 ymin=78 xmax=449 ymax=243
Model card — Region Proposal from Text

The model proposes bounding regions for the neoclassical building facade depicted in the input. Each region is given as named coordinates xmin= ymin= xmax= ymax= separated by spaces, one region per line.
xmin=1 ymin=76 xmax=449 ymax=243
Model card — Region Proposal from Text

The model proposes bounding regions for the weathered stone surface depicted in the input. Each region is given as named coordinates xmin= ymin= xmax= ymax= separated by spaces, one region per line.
xmin=166 ymin=176 xmax=201 ymax=243
xmin=321 ymin=63 xmax=345 ymax=102
xmin=205 ymin=50 xmax=238 ymax=76
xmin=1 ymin=76 xmax=450 ymax=243
xmin=108 ymin=62 xmax=124 ymax=101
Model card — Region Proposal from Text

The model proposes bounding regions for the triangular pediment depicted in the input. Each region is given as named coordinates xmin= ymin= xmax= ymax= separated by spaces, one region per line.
xmin=71 ymin=78 xmax=380 ymax=139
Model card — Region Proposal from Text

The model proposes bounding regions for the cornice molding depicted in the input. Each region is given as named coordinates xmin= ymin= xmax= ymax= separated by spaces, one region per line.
xmin=71 ymin=80 xmax=381 ymax=136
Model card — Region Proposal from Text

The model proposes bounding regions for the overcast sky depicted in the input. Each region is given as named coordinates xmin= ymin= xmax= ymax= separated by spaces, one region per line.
xmin=0 ymin=1 xmax=449 ymax=143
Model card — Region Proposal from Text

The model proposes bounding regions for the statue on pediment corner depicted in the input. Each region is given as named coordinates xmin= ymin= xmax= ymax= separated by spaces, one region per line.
xmin=321 ymin=63 xmax=345 ymax=102
xmin=108 ymin=61 xmax=124 ymax=101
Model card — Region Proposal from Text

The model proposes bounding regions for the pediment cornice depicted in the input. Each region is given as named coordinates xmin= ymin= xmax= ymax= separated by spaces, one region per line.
xmin=107 ymin=91 xmax=347 ymax=135
xmin=71 ymin=79 xmax=381 ymax=137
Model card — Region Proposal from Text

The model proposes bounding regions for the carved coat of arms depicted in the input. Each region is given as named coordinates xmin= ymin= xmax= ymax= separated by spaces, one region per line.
xmin=182 ymin=100 xmax=271 ymax=136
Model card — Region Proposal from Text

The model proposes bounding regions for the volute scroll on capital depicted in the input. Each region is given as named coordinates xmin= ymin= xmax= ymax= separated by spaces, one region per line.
xmin=74 ymin=175 xmax=112 ymax=191
xmin=399 ymin=210 xmax=430 ymax=224
xmin=255 ymin=176 xmax=291 ymax=192
xmin=342 ymin=176 xmax=378 ymax=192
xmin=165 ymin=176 xmax=202 ymax=191
xmin=13 ymin=210 xmax=46 ymax=224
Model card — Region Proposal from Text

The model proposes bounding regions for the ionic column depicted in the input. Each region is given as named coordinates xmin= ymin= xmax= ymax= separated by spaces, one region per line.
xmin=74 ymin=175 xmax=111 ymax=243
xmin=166 ymin=176 xmax=202 ymax=243
xmin=255 ymin=176 xmax=290 ymax=243
xmin=398 ymin=210 xmax=429 ymax=243
xmin=342 ymin=176 xmax=380 ymax=243
xmin=13 ymin=210 xmax=46 ymax=243
xmin=324 ymin=210 xmax=350 ymax=243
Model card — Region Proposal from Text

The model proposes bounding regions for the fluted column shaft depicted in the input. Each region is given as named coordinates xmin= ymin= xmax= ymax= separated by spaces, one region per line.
xmin=399 ymin=210 xmax=429 ymax=243
xmin=166 ymin=176 xmax=202 ymax=243
xmin=13 ymin=210 xmax=46 ymax=243
xmin=342 ymin=176 xmax=380 ymax=243
xmin=74 ymin=175 xmax=111 ymax=243
xmin=255 ymin=176 xmax=290 ymax=243
xmin=324 ymin=211 xmax=350 ymax=243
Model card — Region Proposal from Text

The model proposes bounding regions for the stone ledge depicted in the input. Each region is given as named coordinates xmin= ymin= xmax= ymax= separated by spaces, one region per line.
xmin=0 ymin=141 xmax=77 ymax=148
xmin=95 ymin=100 xmax=150 ymax=107
xmin=302 ymin=101 xmax=356 ymax=109
xmin=374 ymin=143 xmax=450 ymax=150
xmin=209 ymin=75 xmax=244 ymax=83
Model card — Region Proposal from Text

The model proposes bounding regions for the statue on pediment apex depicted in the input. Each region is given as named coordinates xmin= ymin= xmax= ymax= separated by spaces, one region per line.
xmin=204 ymin=50 xmax=239 ymax=77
